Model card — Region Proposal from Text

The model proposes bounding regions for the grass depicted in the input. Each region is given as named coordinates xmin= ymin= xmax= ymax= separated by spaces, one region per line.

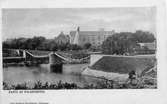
xmin=3 ymin=81 xmax=78 ymax=90
xmin=3 ymin=74 xmax=157 ymax=90
xmin=91 ymin=55 xmax=156 ymax=74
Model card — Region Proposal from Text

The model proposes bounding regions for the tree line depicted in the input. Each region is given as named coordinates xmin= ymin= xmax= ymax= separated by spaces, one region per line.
xmin=2 ymin=36 xmax=90 ymax=51
xmin=3 ymin=30 xmax=156 ymax=54
xmin=101 ymin=30 xmax=156 ymax=55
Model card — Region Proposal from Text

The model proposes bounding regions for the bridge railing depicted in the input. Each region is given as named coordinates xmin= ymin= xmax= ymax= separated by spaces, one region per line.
xmin=3 ymin=49 xmax=91 ymax=64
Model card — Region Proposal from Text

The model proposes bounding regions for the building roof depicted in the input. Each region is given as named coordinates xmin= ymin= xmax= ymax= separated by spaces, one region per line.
xmin=55 ymin=32 xmax=70 ymax=44
xmin=70 ymin=30 xmax=115 ymax=36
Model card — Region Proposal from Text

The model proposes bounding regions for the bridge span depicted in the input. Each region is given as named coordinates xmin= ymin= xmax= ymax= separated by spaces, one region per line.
xmin=3 ymin=49 xmax=90 ymax=64
xmin=3 ymin=49 xmax=90 ymax=73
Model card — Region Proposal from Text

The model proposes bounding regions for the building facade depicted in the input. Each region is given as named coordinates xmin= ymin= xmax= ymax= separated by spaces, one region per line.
xmin=135 ymin=42 xmax=156 ymax=54
xmin=55 ymin=32 xmax=70 ymax=44
xmin=70 ymin=27 xmax=115 ymax=46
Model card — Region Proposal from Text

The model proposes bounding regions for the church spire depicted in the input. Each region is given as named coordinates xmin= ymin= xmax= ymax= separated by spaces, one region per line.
xmin=77 ymin=26 xmax=80 ymax=32
xmin=73 ymin=26 xmax=80 ymax=45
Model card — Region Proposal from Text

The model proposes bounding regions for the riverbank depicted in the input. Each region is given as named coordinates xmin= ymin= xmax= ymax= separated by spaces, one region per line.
xmin=3 ymin=63 xmax=157 ymax=90
xmin=3 ymin=76 xmax=157 ymax=89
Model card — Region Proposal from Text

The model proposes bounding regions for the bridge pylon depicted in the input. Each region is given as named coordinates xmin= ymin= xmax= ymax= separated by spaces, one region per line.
xmin=49 ymin=52 xmax=63 ymax=73
xmin=23 ymin=50 xmax=26 ymax=58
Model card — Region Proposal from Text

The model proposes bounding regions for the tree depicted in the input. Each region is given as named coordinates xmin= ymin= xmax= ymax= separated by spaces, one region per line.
xmin=102 ymin=32 xmax=134 ymax=54
xmin=83 ymin=43 xmax=91 ymax=49
xmin=101 ymin=31 xmax=155 ymax=55
xmin=69 ymin=44 xmax=82 ymax=50
xmin=2 ymin=41 xmax=9 ymax=49
xmin=133 ymin=30 xmax=155 ymax=43
xmin=31 ymin=36 xmax=46 ymax=50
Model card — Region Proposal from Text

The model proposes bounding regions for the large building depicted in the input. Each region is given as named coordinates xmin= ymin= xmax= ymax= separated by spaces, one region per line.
xmin=55 ymin=32 xmax=70 ymax=44
xmin=69 ymin=27 xmax=115 ymax=46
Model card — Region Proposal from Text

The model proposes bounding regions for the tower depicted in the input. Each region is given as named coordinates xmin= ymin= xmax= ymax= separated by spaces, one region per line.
xmin=73 ymin=27 xmax=80 ymax=45
xmin=77 ymin=26 xmax=80 ymax=32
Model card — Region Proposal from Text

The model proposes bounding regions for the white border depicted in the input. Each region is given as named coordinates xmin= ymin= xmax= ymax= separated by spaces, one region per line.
xmin=0 ymin=0 xmax=167 ymax=104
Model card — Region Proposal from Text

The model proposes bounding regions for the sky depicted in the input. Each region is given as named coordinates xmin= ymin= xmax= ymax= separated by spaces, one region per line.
xmin=2 ymin=7 xmax=156 ymax=40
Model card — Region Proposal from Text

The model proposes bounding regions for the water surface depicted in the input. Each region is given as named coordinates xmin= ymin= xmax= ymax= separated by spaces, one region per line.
xmin=3 ymin=64 xmax=101 ymax=87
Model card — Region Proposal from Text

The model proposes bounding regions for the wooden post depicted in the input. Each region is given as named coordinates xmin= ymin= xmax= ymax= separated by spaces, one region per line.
xmin=23 ymin=50 xmax=26 ymax=58
xmin=49 ymin=52 xmax=63 ymax=73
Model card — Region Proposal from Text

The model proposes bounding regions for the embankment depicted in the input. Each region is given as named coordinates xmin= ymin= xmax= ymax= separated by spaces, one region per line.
xmin=82 ymin=55 xmax=156 ymax=81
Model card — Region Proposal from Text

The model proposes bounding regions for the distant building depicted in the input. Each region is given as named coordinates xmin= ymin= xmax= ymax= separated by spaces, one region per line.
xmin=137 ymin=42 xmax=156 ymax=50
xmin=135 ymin=42 xmax=156 ymax=54
xmin=55 ymin=32 xmax=70 ymax=44
xmin=69 ymin=27 xmax=115 ymax=46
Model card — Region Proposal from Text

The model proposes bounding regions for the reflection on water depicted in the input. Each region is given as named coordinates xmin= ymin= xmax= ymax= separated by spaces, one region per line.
xmin=3 ymin=64 xmax=101 ymax=87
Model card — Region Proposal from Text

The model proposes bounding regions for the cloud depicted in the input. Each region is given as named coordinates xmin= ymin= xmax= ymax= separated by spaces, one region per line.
xmin=2 ymin=7 xmax=156 ymax=40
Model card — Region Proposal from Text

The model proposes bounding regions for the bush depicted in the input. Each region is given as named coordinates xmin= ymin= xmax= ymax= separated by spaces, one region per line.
xmin=3 ymin=76 xmax=156 ymax=90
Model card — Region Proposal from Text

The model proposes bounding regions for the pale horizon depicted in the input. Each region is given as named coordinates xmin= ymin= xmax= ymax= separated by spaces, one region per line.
xmin=2 ymin=7 xmax=156 ymax=41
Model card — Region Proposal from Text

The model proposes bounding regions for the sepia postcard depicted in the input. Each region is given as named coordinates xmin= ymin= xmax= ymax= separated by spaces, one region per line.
xmin=0 ymin=0 xmax=167 ymax=104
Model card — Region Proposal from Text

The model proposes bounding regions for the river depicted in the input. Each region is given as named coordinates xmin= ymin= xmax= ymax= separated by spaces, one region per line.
xmin=3 ymin=64 xmax=102 ymax=88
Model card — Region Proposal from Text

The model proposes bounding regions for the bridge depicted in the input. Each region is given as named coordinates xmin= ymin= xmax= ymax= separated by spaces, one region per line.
xmin=3 ymin=49 xmax=90 ymax=72
xmin=3 ymin=49 xmax=90 ymax=65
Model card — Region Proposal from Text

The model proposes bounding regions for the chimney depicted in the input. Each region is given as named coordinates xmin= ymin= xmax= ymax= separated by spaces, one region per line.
xmin=77 ymin=26 xmax=80 ymax=32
